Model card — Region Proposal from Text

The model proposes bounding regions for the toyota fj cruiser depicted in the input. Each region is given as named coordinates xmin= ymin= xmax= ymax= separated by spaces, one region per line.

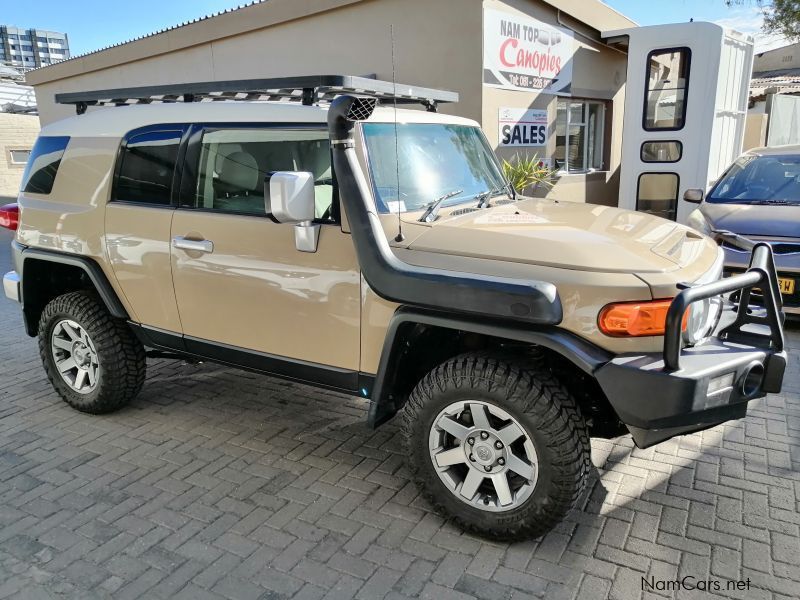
xmin=2 ymin=76 xmax=787 ymax=540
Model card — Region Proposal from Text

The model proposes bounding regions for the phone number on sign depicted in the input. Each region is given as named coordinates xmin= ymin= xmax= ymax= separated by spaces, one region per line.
xmin=504 ymin=73 xmax=551 ymax=90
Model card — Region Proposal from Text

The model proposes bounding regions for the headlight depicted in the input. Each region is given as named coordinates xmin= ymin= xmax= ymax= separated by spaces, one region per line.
xmin=683 ymin=296 xmax=723 ymax=345
xmin=686 ymin=209 xmax=712 ymax=235
xmin=682 ymin=247 xmax=725 ymax=345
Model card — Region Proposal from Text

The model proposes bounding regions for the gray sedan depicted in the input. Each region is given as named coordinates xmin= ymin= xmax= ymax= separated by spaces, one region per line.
xmin=686 ymin=145 xmax=800 ymax=316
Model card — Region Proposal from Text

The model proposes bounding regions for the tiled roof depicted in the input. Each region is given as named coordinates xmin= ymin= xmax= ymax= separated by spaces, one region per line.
xmin=750 ymin=68 xmax=800 ymax=98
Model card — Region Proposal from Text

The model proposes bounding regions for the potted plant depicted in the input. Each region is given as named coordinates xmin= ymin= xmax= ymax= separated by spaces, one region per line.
xmin=501 ymin=154 xmax=556 ymax=196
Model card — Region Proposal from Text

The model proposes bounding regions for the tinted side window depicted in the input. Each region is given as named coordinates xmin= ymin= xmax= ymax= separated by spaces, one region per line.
xmin=21 ymin=136 xmax=70 ymax=194
xmin=114 ymin=130 xmax=182 ymax=205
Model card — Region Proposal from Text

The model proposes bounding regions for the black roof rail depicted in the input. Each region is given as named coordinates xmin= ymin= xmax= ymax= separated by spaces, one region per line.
xmin=55 ymin=74 xmax=459 ymax=115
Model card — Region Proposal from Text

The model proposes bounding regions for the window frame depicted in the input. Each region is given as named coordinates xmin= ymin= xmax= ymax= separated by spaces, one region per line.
xmin=178 ymin=122 xmax=339 ymax=225
xmin=642 ymin=46 xmax=692 ymax=132
xmin=111 ymin=124 xmax=189 ymax=208
xmin=640 ymin=140 xmax=683 ymax=163
xmin=636 ymin=171 xmax=680 ymax=222
xmin=554 ymin=98 xmax=606 ymax=174
xmin=8 ymin=148 xmax=31 ymax=166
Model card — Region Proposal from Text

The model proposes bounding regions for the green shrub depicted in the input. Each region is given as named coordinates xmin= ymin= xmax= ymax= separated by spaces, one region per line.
xmin=501 ymin=154 xmax=555 ymax=195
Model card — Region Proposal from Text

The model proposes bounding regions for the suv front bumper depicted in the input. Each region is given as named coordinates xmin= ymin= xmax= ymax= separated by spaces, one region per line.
xmin=3 ymin=271 xmax=19 ymax=302
xmin=595 ymin=243 xmax=786 ymax=448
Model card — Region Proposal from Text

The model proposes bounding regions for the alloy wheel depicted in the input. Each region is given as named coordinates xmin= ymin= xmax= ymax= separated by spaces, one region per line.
xmin=428 ymin=400 xmax=538 ymax=512
xmin=50 ymin=319 xmax=99 ymax=394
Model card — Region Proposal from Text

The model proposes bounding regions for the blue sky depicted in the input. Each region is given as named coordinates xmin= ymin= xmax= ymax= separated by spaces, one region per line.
xmin=604 ymin=0 xmax=788 ymax=52
xmin=605 ymin=0 xmax=742 ymax=24
xmin=2 ymin=0 xmax=789 ymax=58
xmin=1 ymin=1 xmax=255 ymax=55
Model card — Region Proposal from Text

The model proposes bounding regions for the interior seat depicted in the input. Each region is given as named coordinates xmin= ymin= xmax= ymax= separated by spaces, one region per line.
xmin=214 ymin=150 xmax=262 ymax=213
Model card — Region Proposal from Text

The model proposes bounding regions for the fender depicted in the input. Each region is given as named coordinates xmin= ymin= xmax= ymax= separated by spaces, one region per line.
xmin=367 ymin=306 xmax=613 ymax=427
xmin=18 ymin=244 xmax=129 ymax=335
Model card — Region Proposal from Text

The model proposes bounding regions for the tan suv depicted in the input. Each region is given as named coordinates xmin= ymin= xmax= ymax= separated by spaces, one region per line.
xmin=2 ymin=76 xmax=787 ymax=540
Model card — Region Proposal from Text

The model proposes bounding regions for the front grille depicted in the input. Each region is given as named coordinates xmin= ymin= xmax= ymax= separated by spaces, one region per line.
xmin=723 ymin=241 xmax=800 ymax=255
xmin=770 ymin=243 xmax=800 ymax=255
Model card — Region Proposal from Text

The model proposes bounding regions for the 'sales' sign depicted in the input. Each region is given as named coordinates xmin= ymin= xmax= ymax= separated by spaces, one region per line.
xmin=498 ymin=108 xmax=547 ymax=147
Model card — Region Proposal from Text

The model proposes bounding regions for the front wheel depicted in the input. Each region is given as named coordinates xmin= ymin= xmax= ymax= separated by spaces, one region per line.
xmin=38 ymin=291 xmax=146 ymax=414
xmin=402 ymin=353 xmax=591 ymax=540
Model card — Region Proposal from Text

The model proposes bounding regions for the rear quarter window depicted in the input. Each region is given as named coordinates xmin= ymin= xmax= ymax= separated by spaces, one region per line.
xmin=21 ymin=136 xmax=70 ymax=194
xmin=113 ymin=129 xmax=182 ymax=205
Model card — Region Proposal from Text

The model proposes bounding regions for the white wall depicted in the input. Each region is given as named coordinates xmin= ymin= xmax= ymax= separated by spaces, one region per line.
xmin=0 ymin=113 xmax=39 ymax=198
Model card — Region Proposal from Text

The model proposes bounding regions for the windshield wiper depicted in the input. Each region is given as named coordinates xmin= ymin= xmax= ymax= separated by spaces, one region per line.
xmin=475 ymin=182 xmax=515 ymax=208
xmin=744 ymin=199 xmax=792 ymax=205
xmin=419 ymin=189 xmax=463 ymax=222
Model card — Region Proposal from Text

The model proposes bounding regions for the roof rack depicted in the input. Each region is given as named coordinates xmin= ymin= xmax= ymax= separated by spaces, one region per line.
xmin=55 ymin=74 xmax=459 ymax=115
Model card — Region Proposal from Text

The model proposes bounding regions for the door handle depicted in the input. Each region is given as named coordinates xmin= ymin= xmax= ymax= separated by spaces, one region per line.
xmin=172 ymin=237 xmax=214 ymax=253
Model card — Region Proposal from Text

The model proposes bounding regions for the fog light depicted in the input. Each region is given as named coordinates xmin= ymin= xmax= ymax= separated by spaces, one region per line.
xmin=708 ymin=373 xmax=734 ymax=394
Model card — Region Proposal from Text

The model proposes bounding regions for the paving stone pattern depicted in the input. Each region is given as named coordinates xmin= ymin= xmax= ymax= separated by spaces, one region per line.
xmin=0 ymin=229 xmax=798 ymax=599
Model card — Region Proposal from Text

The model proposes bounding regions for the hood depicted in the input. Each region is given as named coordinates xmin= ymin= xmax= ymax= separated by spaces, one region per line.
xmin=407 ymin=199 xmax=719 ymax=274
xmin=700 ymin=202 xmax=800 ymax=239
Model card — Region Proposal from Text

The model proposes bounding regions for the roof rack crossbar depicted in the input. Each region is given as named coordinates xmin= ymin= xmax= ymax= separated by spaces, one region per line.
xmin=55 ymin=74 xmax=458 ymax=115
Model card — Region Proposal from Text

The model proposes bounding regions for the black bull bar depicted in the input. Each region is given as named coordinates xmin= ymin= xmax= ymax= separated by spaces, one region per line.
xmin=596 ymin=241 xmax=787 ymax=448
xmin=664 ymin=241 xmax=785 ymax=371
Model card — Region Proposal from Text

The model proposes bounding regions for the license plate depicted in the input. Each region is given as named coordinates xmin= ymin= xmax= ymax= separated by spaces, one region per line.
xmin=779 ymin=278 xmax=795 ymax=295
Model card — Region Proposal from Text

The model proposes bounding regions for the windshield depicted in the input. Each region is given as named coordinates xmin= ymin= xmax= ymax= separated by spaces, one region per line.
xmin=708 ymin=154 xmax=800 ymax=205
xmin=361 ymin=123 xmax=508 ymax=213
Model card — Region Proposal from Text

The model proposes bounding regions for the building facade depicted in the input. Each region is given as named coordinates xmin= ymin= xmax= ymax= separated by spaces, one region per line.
xmin=745 ymin=42 xmax=800 ymax=148
xmin=0 ymin=112 xmax=39 ymax=199
xmin=27 ymin=0 xmax=633 ymax=204
xmin=0 ymin=25 xmax=70 ymax=72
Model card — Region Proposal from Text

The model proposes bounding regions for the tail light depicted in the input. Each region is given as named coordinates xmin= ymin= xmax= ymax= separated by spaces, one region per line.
xmin=0 ymin=203 xmax=18 ymax=231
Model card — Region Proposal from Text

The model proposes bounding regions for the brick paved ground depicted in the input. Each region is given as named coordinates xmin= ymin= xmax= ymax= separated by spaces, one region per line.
xmin=0 ymin=228 xmax=798 ymax=600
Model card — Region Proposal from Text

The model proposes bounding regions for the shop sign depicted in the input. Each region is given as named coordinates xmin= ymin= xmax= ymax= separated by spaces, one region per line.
xmin=483 ymin=8 xmax=574 ymax=95
xmin=498 ymin=107 xmax=548 ymax=147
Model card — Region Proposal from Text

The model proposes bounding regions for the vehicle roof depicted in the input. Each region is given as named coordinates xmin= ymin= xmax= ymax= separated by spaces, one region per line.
xmin=41 ymin=101 xmax=480 ymax=138
xmin=744 ymin=144 xmax=800 ymax=156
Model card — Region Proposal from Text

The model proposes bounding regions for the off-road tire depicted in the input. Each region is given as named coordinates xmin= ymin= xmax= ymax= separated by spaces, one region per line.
xmin=402 ymin=353 xmax=591 ymax=540
xmin=38 ymin=291 xmax=146 ymax=414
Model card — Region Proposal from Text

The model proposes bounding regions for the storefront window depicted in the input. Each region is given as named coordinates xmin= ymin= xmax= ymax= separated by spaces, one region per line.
xmin=554 ymin=99 xmax=604 ymax=173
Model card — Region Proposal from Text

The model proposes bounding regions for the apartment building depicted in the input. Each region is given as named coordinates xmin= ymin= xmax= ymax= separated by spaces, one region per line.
xmin=0 ymin=25 xmax=70 ymax=72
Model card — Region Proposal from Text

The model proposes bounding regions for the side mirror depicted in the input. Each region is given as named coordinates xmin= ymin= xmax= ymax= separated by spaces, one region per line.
xmin=683 ymin=188 xmax=704 ymax=204
xmin=266 ymin=172 xmax=320 ymax=253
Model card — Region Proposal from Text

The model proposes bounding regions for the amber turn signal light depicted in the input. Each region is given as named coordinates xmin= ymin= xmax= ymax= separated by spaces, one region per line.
xmin=598 ymin=299 xmax=689 ymax=337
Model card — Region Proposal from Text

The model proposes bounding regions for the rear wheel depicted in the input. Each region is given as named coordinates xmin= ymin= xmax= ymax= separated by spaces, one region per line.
xmin=38 ymin=291 xmax=146 ymax=414
xmin=402 ymin=353 xmax=591 ymax=540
